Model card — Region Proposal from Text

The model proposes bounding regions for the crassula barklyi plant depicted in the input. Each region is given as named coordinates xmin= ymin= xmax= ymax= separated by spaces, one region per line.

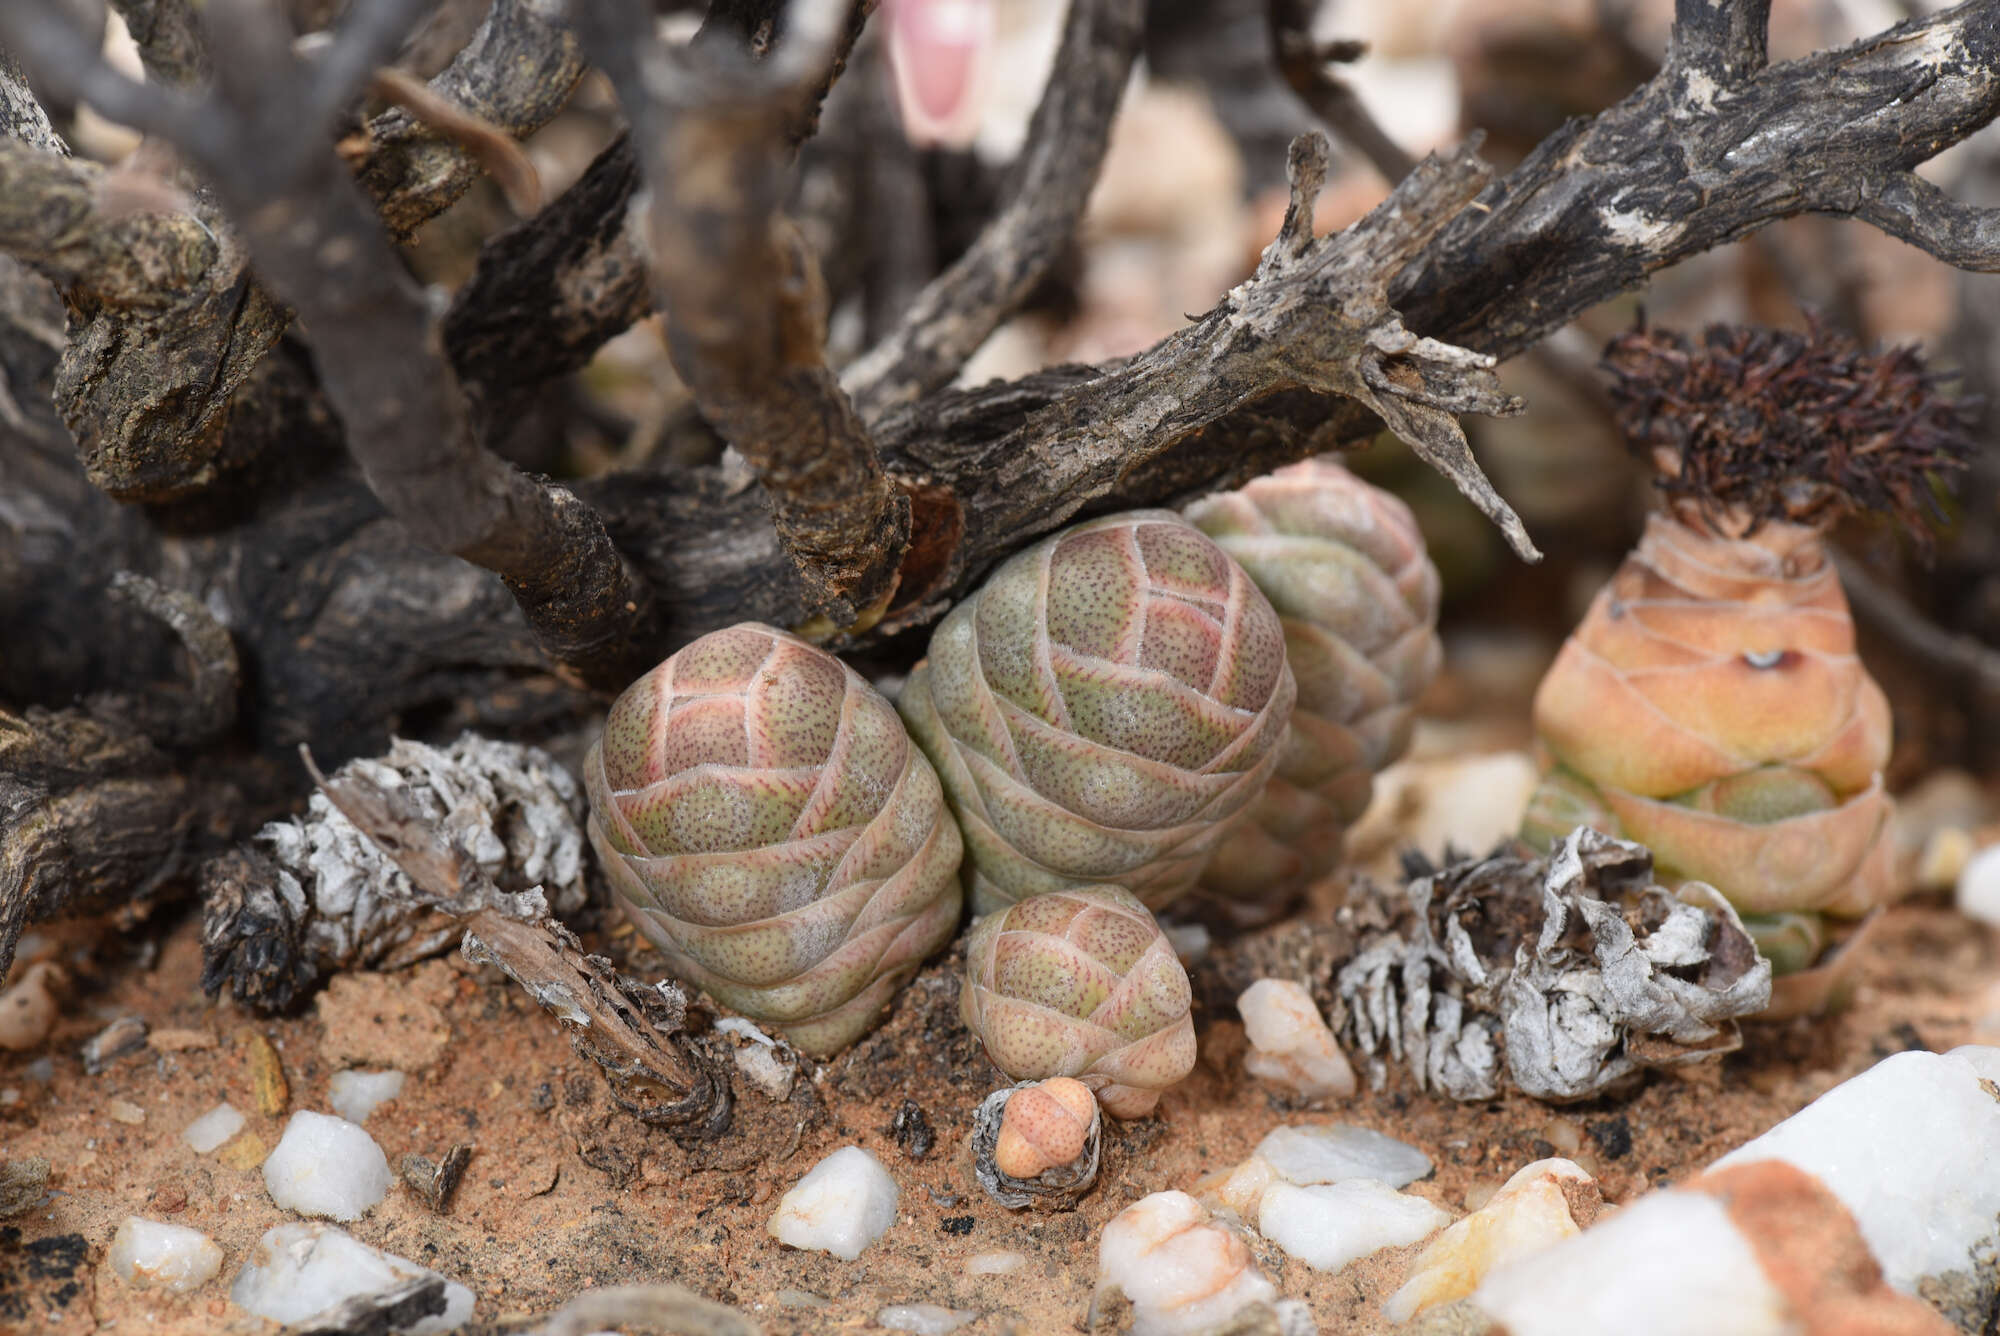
xmin=899 ymin=511 xmax=1295 ymax=915
xmin=1521 ymin=320 xmax=1976 ymax=1007
xmin=1186 ymin=458 xmax=1442 ymax=922
xmin=961 ymin=885 xmax=1197 ymax=1118
xmin=584 ymin=624 xmax=962 ymax=1055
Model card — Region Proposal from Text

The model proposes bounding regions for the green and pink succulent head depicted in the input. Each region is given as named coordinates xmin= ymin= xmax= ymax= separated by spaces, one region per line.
xmin=585 ymin=623 xmax=963 ymax=1055
xmin=962 ymin=885 xmax=1196 ymax=1118
xmin=899 ymin=511 xmax=1295 ymax=914
xmin=1187 ymin=459 xmax=1442 ymax=918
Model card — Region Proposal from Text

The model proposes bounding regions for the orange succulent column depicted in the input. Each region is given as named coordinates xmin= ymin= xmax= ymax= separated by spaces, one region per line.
xmin=1520 ymin=321 xmax=1976 ymax=1015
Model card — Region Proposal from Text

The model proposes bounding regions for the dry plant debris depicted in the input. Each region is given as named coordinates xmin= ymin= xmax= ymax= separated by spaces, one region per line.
xmin=1337 ymin=828 xmax=1772 ymax=1101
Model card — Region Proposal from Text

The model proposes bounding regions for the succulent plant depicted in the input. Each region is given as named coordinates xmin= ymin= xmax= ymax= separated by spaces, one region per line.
xmin=1186 ymin=458 xmax=1442 ymax=919
xmin=971 ymin=1076 xmax=1103 ymax=1210
xmin=899 ymin=511 xmax=1295 ymax=914
xmin=584 ymin=624 xmax=963 ymax=1055
xmin=960 ymin=885 xmax=1196 ymax=1118
xmin=1521 ymin=320 xmax=1978 ymax=1007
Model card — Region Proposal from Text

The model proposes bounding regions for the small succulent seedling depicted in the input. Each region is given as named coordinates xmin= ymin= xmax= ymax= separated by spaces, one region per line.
xmin=960 ymin=885 xmax=1196 ymax=1118
xmin=971 ymin=1076 xmax=1102 ymax=1210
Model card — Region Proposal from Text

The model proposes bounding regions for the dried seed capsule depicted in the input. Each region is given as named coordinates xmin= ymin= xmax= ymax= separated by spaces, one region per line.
xmin=972 ymin=1077 xmax=1102 ymax=1210
xmin=584 ymin=624 xmax=963 ymax=1055
xmin=961 ymin=886 xmax=1196 ymax=1118
xmin=900 ymin=511 xmax=1295 ymax=914
xmin=1187 ymin=458 xmax=1442 ymax=920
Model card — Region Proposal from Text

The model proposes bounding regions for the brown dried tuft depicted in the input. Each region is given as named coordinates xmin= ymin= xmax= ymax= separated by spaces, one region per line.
xmin=1602 ymin=316 xmax=1978 ymax=539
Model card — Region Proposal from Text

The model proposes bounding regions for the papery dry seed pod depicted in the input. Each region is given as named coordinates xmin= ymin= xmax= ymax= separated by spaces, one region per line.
xmin=584 ymin=624 xmax=963 ymax=1055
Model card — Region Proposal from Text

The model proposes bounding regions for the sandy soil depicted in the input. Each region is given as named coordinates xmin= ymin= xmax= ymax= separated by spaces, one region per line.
xmin=2 ymin=872 xmax=1993 ymax=1336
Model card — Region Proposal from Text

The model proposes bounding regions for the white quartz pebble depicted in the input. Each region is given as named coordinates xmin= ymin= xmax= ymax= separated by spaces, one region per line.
xmin=231 ymin=1222 xmax=473 ymax=1333
xmin=1098 ymin=1192 xmax=1278 ymax=1336
xmin=1712 ymin=1045 xmax=2000 ymax=1290
xmin=108 ymin=1216 xmax=224 ymax=1293
xmin=1955 ymin=843 xmax=2000 ymax=925
xmin=1238 ymin=980 xmax=1356 ymax=1099
xmin=1256 ymin=1123 xmax=1432 ymax=1189
xmin=328 ymin=1070 xmax=405 ymax=1124
xmin=876 ymin=1302 xmax=980 ymax=1333
xmin=1257 ymin=1179 xmax=1451 ymax=1273
xmin=964 ymin=1250 xmax=1027 ymax=1276
xmin=263 ymin=1110 xmax=394 ymax=1221
xmin=181 ymin=1101 xmax=246 ymax=1153
xmin=1473 ymin=1189 xmax=1790 ymax=1336
xmin=1384 ymin=1158 xmax=1596 ymax=1322
xmin=767 ymin=1146 xmax=899 ymax=1261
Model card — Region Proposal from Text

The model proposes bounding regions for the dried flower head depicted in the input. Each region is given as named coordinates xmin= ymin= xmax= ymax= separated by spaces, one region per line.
xmin=1603 ymin=316 xmax=1978 ymax=539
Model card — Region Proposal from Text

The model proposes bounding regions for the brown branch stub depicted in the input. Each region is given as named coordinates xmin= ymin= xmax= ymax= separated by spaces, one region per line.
xmin=1846 ymin=171 xmax=2000 ymax=273
xmin=351 ymin=0 xmax=586 ymax=236
xmin=1666 ymin=0 xmax=1772 ymax=89
xmin=573 ymin=0 xmax=910 ymax=631
xmin=1267 ymin=0 xmax=1415 ymax=185
xmin=843 ymin=0 xmax=1146 ymax=419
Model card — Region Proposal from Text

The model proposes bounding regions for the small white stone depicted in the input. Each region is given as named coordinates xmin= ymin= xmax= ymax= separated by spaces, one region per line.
xmin=1257 ymin=1179 xmax=1451 ymax=1273
xmin=1383 ymin=1158 xmax=1595 ymax=1322
xmin=876 ymin=1302 xmax=980 ymax=1333
xmin=767 ymin=1146 xmax=899 ymax=1261
xmin=328 ymin=1070 xmax=406 ymax=1123
xmin=1713 ymin=1045 xmax=2000 ymax=1290
xmin=230 ymin=1222 xmax=473 ymax=1333
xmin=1194 ymin=1153 xmax=1283 ymax=1221
xmin=108 ymin=1216 xmax=224 ymax=1293
xmin=964 ymin=1250 xmax=1028 ymax=1276
xmin=263 ymin=1110 xmax=394 ymax=1221
xmin=182 ymin=1102 xmax=246 ymax=1153
xmin=1256 ymin=1123 xmax=1432 ymax=1190
xmin=735 ymin=1045 xmax=794 ymax=1101
xmin=1238 ymin=980 xmax=1356 ymax=1099
xmin=1098 ymin=1191 xmax=1277 ymax=1336
xmin=1473 ymin=1189 xmax=1789 ymax=1335
xmin=714 ymin=1016 xmax=775 ymax=1045
xmin=1956 ymin=844 xmax=2000 ymax=926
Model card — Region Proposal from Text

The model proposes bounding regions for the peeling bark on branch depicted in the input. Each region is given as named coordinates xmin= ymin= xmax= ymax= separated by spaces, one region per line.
xmin=572 ymin=0 xmax=909 ymax=630
xmin=0 ymin=0 xmax=658 ymax=690
xmin=0 ymin=0 xmax=587 ymax=505
xmin=301 ymin=750 xmax=733 ymax=1134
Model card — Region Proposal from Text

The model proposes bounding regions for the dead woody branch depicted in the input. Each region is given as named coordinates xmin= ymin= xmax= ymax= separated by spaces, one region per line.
xmin=841 ymin=0 xmax=1146 ymax=419
xmin=6 ymin=0 xmax=2000 ymax=965
xmin=1265 ymin=0 xmax=1414 ymax=186
xmin=569 ymin=0 xmax=909 ymax=630
xmin=302 ymin=748 xmax=734 ymax=1135
xmin=0 ymin=0 xmax=657 ymax=689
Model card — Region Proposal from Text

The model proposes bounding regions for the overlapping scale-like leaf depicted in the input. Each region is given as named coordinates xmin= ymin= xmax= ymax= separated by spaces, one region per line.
xmin=961 ymin=886 xmax=1196 ymax=1118
xmin=1184 ymin=460 xmax=1443 ymax=920
xmin=585 ymin=624 xmax=963 ymax=1055
xmin=900 ymin=511 xmax=1296 ymax=914
xmin=1524 ymin=514 xmax=1895 ymax=920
